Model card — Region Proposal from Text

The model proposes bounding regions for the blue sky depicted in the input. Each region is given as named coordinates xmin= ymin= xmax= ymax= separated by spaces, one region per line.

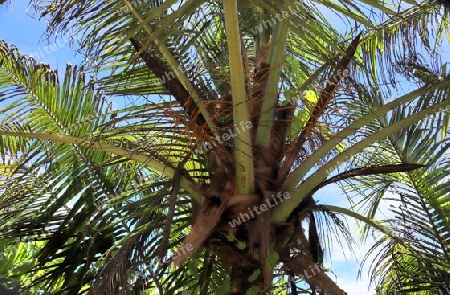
xmin=0 ymin=2 xmax=378 ymax=294
xmin=0 ymin=2 xmax=83 ymax=69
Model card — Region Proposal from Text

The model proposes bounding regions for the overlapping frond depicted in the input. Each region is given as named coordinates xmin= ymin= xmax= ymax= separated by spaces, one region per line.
xmin=335 ymin=74 xmax=450 ymax=293
xmin=1 ymin=0 xmax=449 ymax=293
xmin=0 ymin=38 xmax=211 ymax=294
xmin=362 ymin=149 xmax=450 ymax=293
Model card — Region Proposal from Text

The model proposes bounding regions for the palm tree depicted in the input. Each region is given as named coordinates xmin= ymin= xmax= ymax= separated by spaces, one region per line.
xmin=352 ymin=83 xmax=450 ymax=294
xmin=365 ymin=123 xmax=450 ymax=295
xmin=1 ymin=0 xmax=449 ymax=294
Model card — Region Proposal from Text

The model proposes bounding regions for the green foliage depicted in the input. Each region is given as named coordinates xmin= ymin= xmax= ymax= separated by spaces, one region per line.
xmin=265 ymin=251 xmax=279 ymax=271
xmin=0 ymin=0 xmax=450 ymax=294
xmin=0 ymin=238 xmax=61 ymax=294
xmin=248 ymin=269 xmax=261 ymax=283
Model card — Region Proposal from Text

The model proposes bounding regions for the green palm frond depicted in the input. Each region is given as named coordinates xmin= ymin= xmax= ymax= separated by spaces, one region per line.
xmin=0 ymin=38 xmax=210 ymax=293
xmin=362 ymin=154 xmax=450 ymax=293
xmin=336 ymin=80 xmax=450 ymax=293
xmin=355 ymin=0 xmax=448 ymax=82
xmin=2 ymin=0 xmax=450 ymax=294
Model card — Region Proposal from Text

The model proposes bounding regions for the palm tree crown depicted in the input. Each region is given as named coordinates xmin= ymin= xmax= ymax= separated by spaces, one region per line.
xmin=0 ymin=0 xmax=449 ymax=294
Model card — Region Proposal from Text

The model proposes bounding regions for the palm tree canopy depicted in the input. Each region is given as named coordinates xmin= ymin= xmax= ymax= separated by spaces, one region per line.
xmin=0 ymin=0 xmax=449 ymax=294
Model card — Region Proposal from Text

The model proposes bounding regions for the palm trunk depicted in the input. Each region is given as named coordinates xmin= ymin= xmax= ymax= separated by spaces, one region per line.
xmin=284 ymin=255 xmax=347 ymax=295
xmin=282 ymin=225 xmax=347 ymax=295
